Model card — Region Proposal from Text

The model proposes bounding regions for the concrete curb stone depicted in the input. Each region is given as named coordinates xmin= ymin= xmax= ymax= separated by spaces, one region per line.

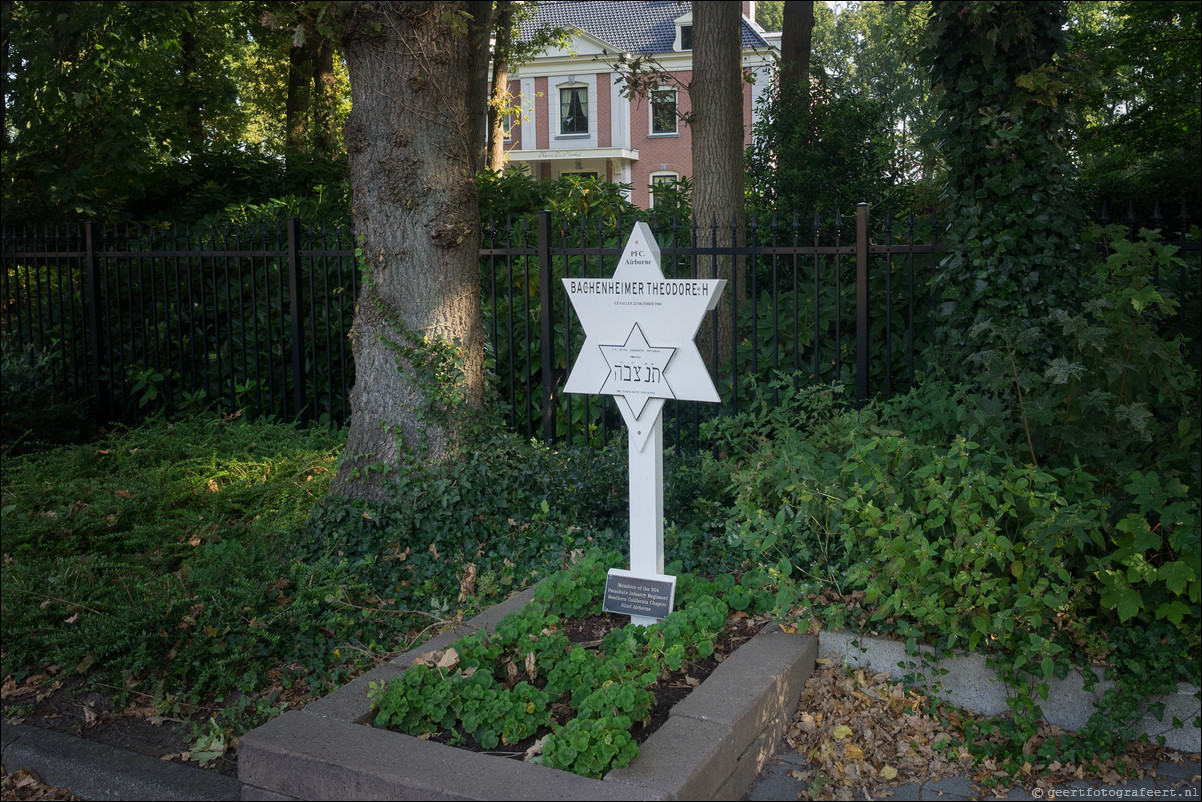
xmin=1 ymin=722 xmax=240 ymax=801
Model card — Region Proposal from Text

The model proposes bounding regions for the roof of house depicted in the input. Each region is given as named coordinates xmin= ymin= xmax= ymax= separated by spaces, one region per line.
xmin=516 ymin=1 xmax=771 ymax=55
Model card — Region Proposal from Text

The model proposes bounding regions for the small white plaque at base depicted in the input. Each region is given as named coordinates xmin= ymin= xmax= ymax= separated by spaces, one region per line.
xmin=602 ymin=567 xmax=676 ymax=623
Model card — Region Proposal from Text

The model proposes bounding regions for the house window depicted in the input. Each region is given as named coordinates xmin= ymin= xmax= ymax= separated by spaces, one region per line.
xmin=561 ymin=171 xmax=598 ymax=179
xmin=559 ymin=85 xmax=588 ymax=135
xmin=502 ymin=111 xmax=514 ymax=142
xmin=649 ymin=172 xmax=680 ymax=208
xmin=650 ymin=88 xmax=678 ymax=135
xmin=674 ymin=14 xmax=694 ymax=51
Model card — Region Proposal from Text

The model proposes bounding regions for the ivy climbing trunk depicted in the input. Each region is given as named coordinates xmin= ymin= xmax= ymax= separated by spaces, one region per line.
xmin=331 ymin=1 xmax=486 ymax=503
xmin=924 ymin=1 xmax=1079 ymax=364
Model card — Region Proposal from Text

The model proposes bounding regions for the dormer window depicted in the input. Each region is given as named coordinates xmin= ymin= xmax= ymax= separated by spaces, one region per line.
xmin=673 ymin=13 xmax=693 ymax=51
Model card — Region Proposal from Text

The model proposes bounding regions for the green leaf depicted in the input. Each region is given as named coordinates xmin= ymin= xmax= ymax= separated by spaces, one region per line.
xmin=1116 ymin=588 xmax=1142 ymax=622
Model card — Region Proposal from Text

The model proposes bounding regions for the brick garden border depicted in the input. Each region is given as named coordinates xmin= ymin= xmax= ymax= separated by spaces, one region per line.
xmin=238 ymin=585 xmax=817 ymax=801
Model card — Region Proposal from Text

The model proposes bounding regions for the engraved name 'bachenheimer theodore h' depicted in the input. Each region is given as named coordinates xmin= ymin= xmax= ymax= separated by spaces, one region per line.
xmin=562 ymin=223 xmax=726 ymax=452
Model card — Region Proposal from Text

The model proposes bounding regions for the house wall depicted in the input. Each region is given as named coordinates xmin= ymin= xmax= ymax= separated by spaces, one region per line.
xmin=491 ymin=26 xmax=773 ymax=209
xmin=628 ymin=71 xmax=693 ymax=209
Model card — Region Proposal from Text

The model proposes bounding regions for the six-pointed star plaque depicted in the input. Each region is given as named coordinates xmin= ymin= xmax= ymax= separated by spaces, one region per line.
xmin=562 ymin=223 xmax=726 ymax=450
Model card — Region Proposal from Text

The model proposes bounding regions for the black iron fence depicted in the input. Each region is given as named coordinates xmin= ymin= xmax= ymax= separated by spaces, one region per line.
xmin=2 ymin=218 xmax=360 ymax=428
xmin=3 ymin=204 xmax=1196 ymax=448
xmin=483 ymin=205 xmax=945 ymax=448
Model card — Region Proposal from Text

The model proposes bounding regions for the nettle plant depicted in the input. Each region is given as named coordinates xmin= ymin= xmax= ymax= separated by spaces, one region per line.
xmin=367 ymin=551 xmax=773 ymax=779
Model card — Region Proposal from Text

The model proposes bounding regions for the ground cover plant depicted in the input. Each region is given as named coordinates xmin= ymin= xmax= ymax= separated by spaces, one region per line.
xmin=0 ymin=409 xmax=728 ymax=766
xmin=367 ymin=550 xmax=781 ymax=779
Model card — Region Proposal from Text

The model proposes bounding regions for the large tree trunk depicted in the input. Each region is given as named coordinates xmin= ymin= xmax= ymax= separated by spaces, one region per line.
xmin=312 ymin=35 xmax=338 ymax=155
xmin=779 ymin=1 xmax=815 ymax=91
xmin=285 ymin=36 xmax=312 ymax=155
xmin=331 ymin=1 xmax=486 ymax=503
xmin=465 ymin=0 xmax=493 ymax=174
xmin=486 ymin=0 xmax=514 ymax=172
xmin=691 ymin=0 xmax=746 ymax=370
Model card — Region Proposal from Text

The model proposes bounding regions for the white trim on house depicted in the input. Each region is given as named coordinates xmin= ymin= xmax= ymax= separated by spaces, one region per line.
xmin=519 ymin=77 xmax=537 ymax=151
xmin=506 ymin=147 xmax=639 ymax=163
xmin=552 ymin=75 xmax=598 ymax=148
xmin=648 ymin=87 xmax=679 ymax=137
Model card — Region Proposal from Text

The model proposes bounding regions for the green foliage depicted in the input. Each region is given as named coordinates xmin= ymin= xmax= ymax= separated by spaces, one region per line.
xmin=746 ymin=65 xmax=898 ymax=223
xmin=0 ymin=1 xmax=350 ymax=227
xmin=964 ymin=225 xmax=1199 ymax=479
xmin=1068 ymin=1 xmax=1202 ymax=219
xmin=924 ymin=0 xmax=1082 ymax=349
xmin=294 ymin=424 xmax=630 ymax=615
xmin=369 ymin=554 xmax=773 ymax=779
xmin=0 ymin=341 xmax=97 ymax=453
xmin=0 ymin=416 xmax=362 ymax=705
xmin=704 ymin=367 xmax=1199 ymax=769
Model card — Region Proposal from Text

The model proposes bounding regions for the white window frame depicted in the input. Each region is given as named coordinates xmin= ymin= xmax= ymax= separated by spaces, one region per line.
xmin=649 ymin=171 xmax=680 ymax=208
xmin=557 ymin=83 xmax=589 ymax=136
xmin=649 ymin=88 xmax=678 ymax=136
xmin=673 ymin=13 xmax=693 ymax=52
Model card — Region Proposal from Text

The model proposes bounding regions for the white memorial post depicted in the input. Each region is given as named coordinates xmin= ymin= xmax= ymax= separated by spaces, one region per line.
xmin=562 ymin=223 xmax=726 ymax=626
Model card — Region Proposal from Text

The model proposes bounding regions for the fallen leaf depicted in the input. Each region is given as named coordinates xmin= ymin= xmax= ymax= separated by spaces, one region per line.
xmin=523 ymin=737 xmax=545 ymax=761
xmin=833 ymin=724 xmax=854 ymax=740
xmin=880 ymin=765 xmax=898 ymax=781
xmin=436 ymin=648 xmax=459 ymax=670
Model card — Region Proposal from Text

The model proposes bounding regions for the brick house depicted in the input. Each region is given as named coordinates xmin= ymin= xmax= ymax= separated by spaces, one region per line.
xmin=500 ymin=1 xmax=776 ymax=209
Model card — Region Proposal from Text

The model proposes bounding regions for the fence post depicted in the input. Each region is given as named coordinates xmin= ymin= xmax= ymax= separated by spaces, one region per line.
xmin=84 ymin=221 xmax=109 ymax=422
xmin=856 ymin=203 xmax=870 ymax=408
xmin=287 ymin=217 xmax=308 ymax=425
xmin=538 ymin=210 xmax=555 ymax=442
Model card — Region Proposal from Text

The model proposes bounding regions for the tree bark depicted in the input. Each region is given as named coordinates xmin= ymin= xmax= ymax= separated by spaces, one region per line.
xmin=465 ymin=0 xmax=493 ymax=175
xmin=779 ymin=1 xmax=815 ymax=91
xmin=486 ymin=0 xmax=513 ymax=171
xmin=691 ymin=0 xmax=746 ymax=369
xmin=285 ymin=35 xmax=312 ymax=155
xmin=312 ymin=35 xmax=338 ymax=155
xmin=331 ymin=1 xmax=486 ymax=503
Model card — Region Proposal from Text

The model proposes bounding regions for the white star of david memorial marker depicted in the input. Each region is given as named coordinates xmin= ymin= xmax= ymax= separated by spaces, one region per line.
xmin=562 ymin=222 xmax=725 ymax=625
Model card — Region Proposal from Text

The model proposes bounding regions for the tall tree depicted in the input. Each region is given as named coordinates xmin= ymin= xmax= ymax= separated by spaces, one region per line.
xmin=330 ymin=0 xmax=488 ymax=502
xmin=924 ymin=1 xmax=1079 ymax=356
xmin=486 ymin=0 xmax=515 ymax=171
xmin=691 ymin=0 xmax=747 ymax=366
xmin=465 ymin=0 xmax=493 ymax=174
xmin=779 ymin=1 xmax=815 ymax=90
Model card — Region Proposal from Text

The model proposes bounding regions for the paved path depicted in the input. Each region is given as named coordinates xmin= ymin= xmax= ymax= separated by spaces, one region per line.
xmin=4 ymin=720 xmax=1199 ymax=801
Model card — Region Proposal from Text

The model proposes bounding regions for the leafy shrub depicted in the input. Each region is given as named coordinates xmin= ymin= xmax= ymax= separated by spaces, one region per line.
xmin=294 ymin=424 xmax=631 ymax=616
xmin=1 ymin=341 xmax=96 ymax=453
xmin=706 ymin=370 xmax=1199 ymax=767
